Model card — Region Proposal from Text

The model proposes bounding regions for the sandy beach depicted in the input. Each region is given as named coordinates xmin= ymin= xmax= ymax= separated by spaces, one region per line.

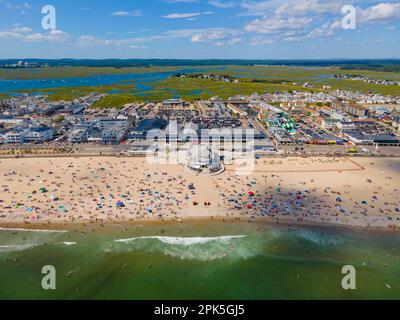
xmin=0 ymin=156 xmax=399 ymax=230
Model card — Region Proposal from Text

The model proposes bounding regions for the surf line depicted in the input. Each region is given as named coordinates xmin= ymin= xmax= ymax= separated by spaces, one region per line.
xmin=114 ymin=235 xmax=246 ymax=246
xmin=0 ymin=227 xmax=67 ymax=233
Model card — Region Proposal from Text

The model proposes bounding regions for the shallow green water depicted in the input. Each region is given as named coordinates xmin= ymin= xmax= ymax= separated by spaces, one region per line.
xmin=0 ymin=222 xmax=399 ymax=300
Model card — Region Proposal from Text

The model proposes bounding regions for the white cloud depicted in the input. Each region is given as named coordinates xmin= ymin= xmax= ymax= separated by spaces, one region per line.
xmin=190 ymin=28 xmax=241 ymax=46
xmin=359 ymin=3 xmax=400 ymax=22
xmin=307 ymin=20 xmax=341 ymax=38
xmin=208 ymin=0 xmax=236 ymax=9
xmin=250 ymin=36 xmax=275 ymax=45
xmin=0 ymin=31 xmax=21 ymax=39
xmin=163 ymin=11 xmax=213 ymax=19
xmin=0 ymin=24 xmax=69 ymax=43
xmin=240 ymin=0 xmax=345 ymax=16
xmin=12 ymin=26 xmax=32 ymax=33
xmin=163 ymin=0 xmax=198 ymax=3
xmin=23 ymin=29 xmax=70 ymax=43
xmin=111 ymin=10 xmax=142 ymax=17
xmin=245 ymin=16 xmax=312 ymax=34
xmin=129 ymin=44 xmax=146 ymax=49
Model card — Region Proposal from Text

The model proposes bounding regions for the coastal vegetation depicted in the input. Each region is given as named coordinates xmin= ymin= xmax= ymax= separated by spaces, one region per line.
xmin=14 ymin=83 xmax=136 ymax=102
xmin=2 ymin=65 xmax=400 ymax=82
xmin=2 ymin=65 xmax=399 ymax=107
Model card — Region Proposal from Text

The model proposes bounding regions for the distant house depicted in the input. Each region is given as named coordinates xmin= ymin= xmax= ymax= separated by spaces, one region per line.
xmin=321 ymin=118 xmax=340 ymax=130
xmin=331 ymin=111 xmax=350 ymax=122
xmin=42 ymin=105 xmax=64 ymax=116
xmin=162 ymin=99 xmax=185 ymax=107
xmin=0 ymin=116 xmax=25 ymax=126
xmin=333 ymin=102 xmax=367 ymax=117
xmin=57 ymin=104 xmax=86 ymax=116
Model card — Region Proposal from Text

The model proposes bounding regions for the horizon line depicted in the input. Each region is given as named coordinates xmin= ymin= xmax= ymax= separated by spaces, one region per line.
xmin=1 ymin=58 xmax=400 ymax=61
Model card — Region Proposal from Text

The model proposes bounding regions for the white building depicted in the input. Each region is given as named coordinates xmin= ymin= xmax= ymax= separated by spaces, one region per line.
xmin=25 ymin=127 xmax=54 ymax=143
xmin=185 ymin=144 xmax=224 ymax=176
xmin=4 ymin=129 xmax=27 ymax=144
xmin=336 ymin=121 xmax=356 ymax=131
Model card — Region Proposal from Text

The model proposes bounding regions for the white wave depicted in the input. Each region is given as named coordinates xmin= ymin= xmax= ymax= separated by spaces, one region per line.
xmin=0 ymin=227 xmax=67 ymax=233
xmin=114 ymin=235 xmax=246 ymax=246
xmin=110 ymin=234 xmax=257 ymax=261
xmin=62 ymin=242 xmax=77 ymax=246
xmin=0 ymin=244 xmax=36 ymax=252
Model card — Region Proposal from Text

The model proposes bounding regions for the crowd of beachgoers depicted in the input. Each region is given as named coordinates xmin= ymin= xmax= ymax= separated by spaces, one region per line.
xmin=217 ymin=157 xmax=400 ymax=229
xmin=0 ymin=156 xmax=398 ymax=230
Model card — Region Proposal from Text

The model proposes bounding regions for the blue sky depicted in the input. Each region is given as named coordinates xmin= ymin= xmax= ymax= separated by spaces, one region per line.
xmin=0 ymin=0 xmax=399 ymax=59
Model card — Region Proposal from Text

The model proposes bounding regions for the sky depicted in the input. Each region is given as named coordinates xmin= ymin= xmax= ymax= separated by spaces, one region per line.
xmin=0 ymin=0 xmax=399 ymax=59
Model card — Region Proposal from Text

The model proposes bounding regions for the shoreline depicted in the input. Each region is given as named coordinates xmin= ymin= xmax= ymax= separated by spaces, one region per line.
xmin=0 ymin=214 xmax=398 ymax=234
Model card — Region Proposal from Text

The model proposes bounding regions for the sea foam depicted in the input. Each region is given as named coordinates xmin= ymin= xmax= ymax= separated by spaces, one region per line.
xmin=62 ymin=242 xmax=77 ymax=246
xmin=110 ymin=235 xmax=258 ymax=261
xmin=0 ymin=244 xmax=36 ymax=253
xmin=114 ymin=235 xmax=246 ymax=246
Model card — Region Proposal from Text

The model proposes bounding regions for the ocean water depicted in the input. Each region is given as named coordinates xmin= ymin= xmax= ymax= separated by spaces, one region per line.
xmin=0 ymin=221 xmax=399 ymax=300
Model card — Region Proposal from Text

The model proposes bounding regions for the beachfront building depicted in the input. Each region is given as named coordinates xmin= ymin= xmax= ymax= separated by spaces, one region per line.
xmin=128 ymin=118 xmax=167 ymax=141
xmin=88 ymin=118 xmax=129 ymax=131
xmin=0 ymin=128 xmax=10 ymax=144
xmin=25 ymin=126 xmax=54 ymax=143
xmin=185 ymin=144 xmax=224 ymax=176
xmin=3 ymin=128 xmax=27 ymax=144
xmin=343 ymin=131 xmax=400 ymax=145
xmin=101 ymin=127 xmax=126 ymax=144
xmin=68 ymin=123 xmax=91 ymax=143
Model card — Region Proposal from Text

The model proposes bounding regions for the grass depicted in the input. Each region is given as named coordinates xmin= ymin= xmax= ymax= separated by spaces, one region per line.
xmin=14 ymin=83 xmax=136 ymax=102
xmin=91 ymin=78 xmax=317 ymax=108
xmin=151 ymin=77 xmax=314 ymax=99
xmin=324 ymin=79 xmax=400 ymax=96
xmin=0 ymin=93 xmax=10 ymax=100
xmin=212 ymin=65 xmax=400 ymax=81
xmin=92 ymin=93 xmax=141 ymax=108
